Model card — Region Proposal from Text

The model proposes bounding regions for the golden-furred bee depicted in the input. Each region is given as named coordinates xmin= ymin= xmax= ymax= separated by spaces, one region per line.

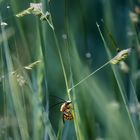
xmin=60 ymin=100 xmax=73 ymax=121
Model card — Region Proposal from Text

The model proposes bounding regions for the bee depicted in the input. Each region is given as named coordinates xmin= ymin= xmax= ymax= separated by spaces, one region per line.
xmin=60 ymin=100 xmax=73 ymax=121
xmin=49 ymin=95 xmax=73 ymax=121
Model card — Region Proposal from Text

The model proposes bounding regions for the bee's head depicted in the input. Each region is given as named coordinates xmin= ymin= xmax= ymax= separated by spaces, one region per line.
xmin=66 ymin=100 xmax=72 ymax=105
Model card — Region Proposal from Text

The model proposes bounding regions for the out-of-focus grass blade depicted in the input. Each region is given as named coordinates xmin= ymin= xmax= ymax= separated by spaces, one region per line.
xmin=97 ymin=22 xmax=139 ymax=140
xmin=43 ymin=112 xmax=57 ymax=140
xmin=0 ymin=27 xmax=14 ymax=44
xmin=1 ymin=17 xmax=30 ymax=140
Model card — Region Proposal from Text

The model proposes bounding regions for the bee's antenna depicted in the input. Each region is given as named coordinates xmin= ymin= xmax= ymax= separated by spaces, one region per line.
xmin=62 ymin=114 xmax=65 ymax=123
xmin=49 ymin=95 xmax=66 ymax=102
xmin=49 ymin=101 xmax=64 ymax=110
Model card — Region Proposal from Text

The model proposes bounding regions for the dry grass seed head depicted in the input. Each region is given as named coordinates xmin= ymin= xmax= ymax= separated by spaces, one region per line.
xmin=110 ymin=48 xmax=131 ymax=64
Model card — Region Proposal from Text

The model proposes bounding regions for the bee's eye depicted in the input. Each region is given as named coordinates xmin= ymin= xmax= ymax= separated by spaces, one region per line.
xmin=66 ymin=100 xmax=72 ymax=104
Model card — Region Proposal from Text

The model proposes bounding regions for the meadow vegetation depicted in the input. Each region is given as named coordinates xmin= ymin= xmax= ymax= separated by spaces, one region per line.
xmin=0 ymin=0 xmax=140 ymax=140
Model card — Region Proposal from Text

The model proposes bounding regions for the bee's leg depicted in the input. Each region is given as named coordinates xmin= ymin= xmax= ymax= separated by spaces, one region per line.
xmin=62 ymin=114 xmax=65 ymax=124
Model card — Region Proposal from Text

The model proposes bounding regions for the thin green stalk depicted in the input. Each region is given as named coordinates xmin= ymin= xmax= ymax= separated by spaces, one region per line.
xmin=53 ymin=31 xmax=70 ymax=99
xmin=97 ymin=22 xmax=139 ymax=140
xmin=114 ymin=68 xmax=139 ymax=140
xmin=63 ymin=1 xmax=85 ymax=139
xmin=47 ymin=2 xmax=71 ymax=100
xmin=68 ymin=60 xmax=110 ymax=92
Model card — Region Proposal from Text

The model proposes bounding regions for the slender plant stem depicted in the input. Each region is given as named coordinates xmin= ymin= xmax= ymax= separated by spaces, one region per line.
xmin=53 ymin=32 xmax=70 ymax=98
xmin=97 ymin=22 xmax=139 ymax=140
xmin=47 ymin=2 xmax=71 ymax=100
xmin=68 ymin=60 xmax=111 ymax=92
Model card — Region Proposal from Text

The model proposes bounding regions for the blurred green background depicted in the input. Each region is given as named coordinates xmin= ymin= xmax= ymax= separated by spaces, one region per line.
xmin=0 ymin=0 xmax=140 ymax=140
